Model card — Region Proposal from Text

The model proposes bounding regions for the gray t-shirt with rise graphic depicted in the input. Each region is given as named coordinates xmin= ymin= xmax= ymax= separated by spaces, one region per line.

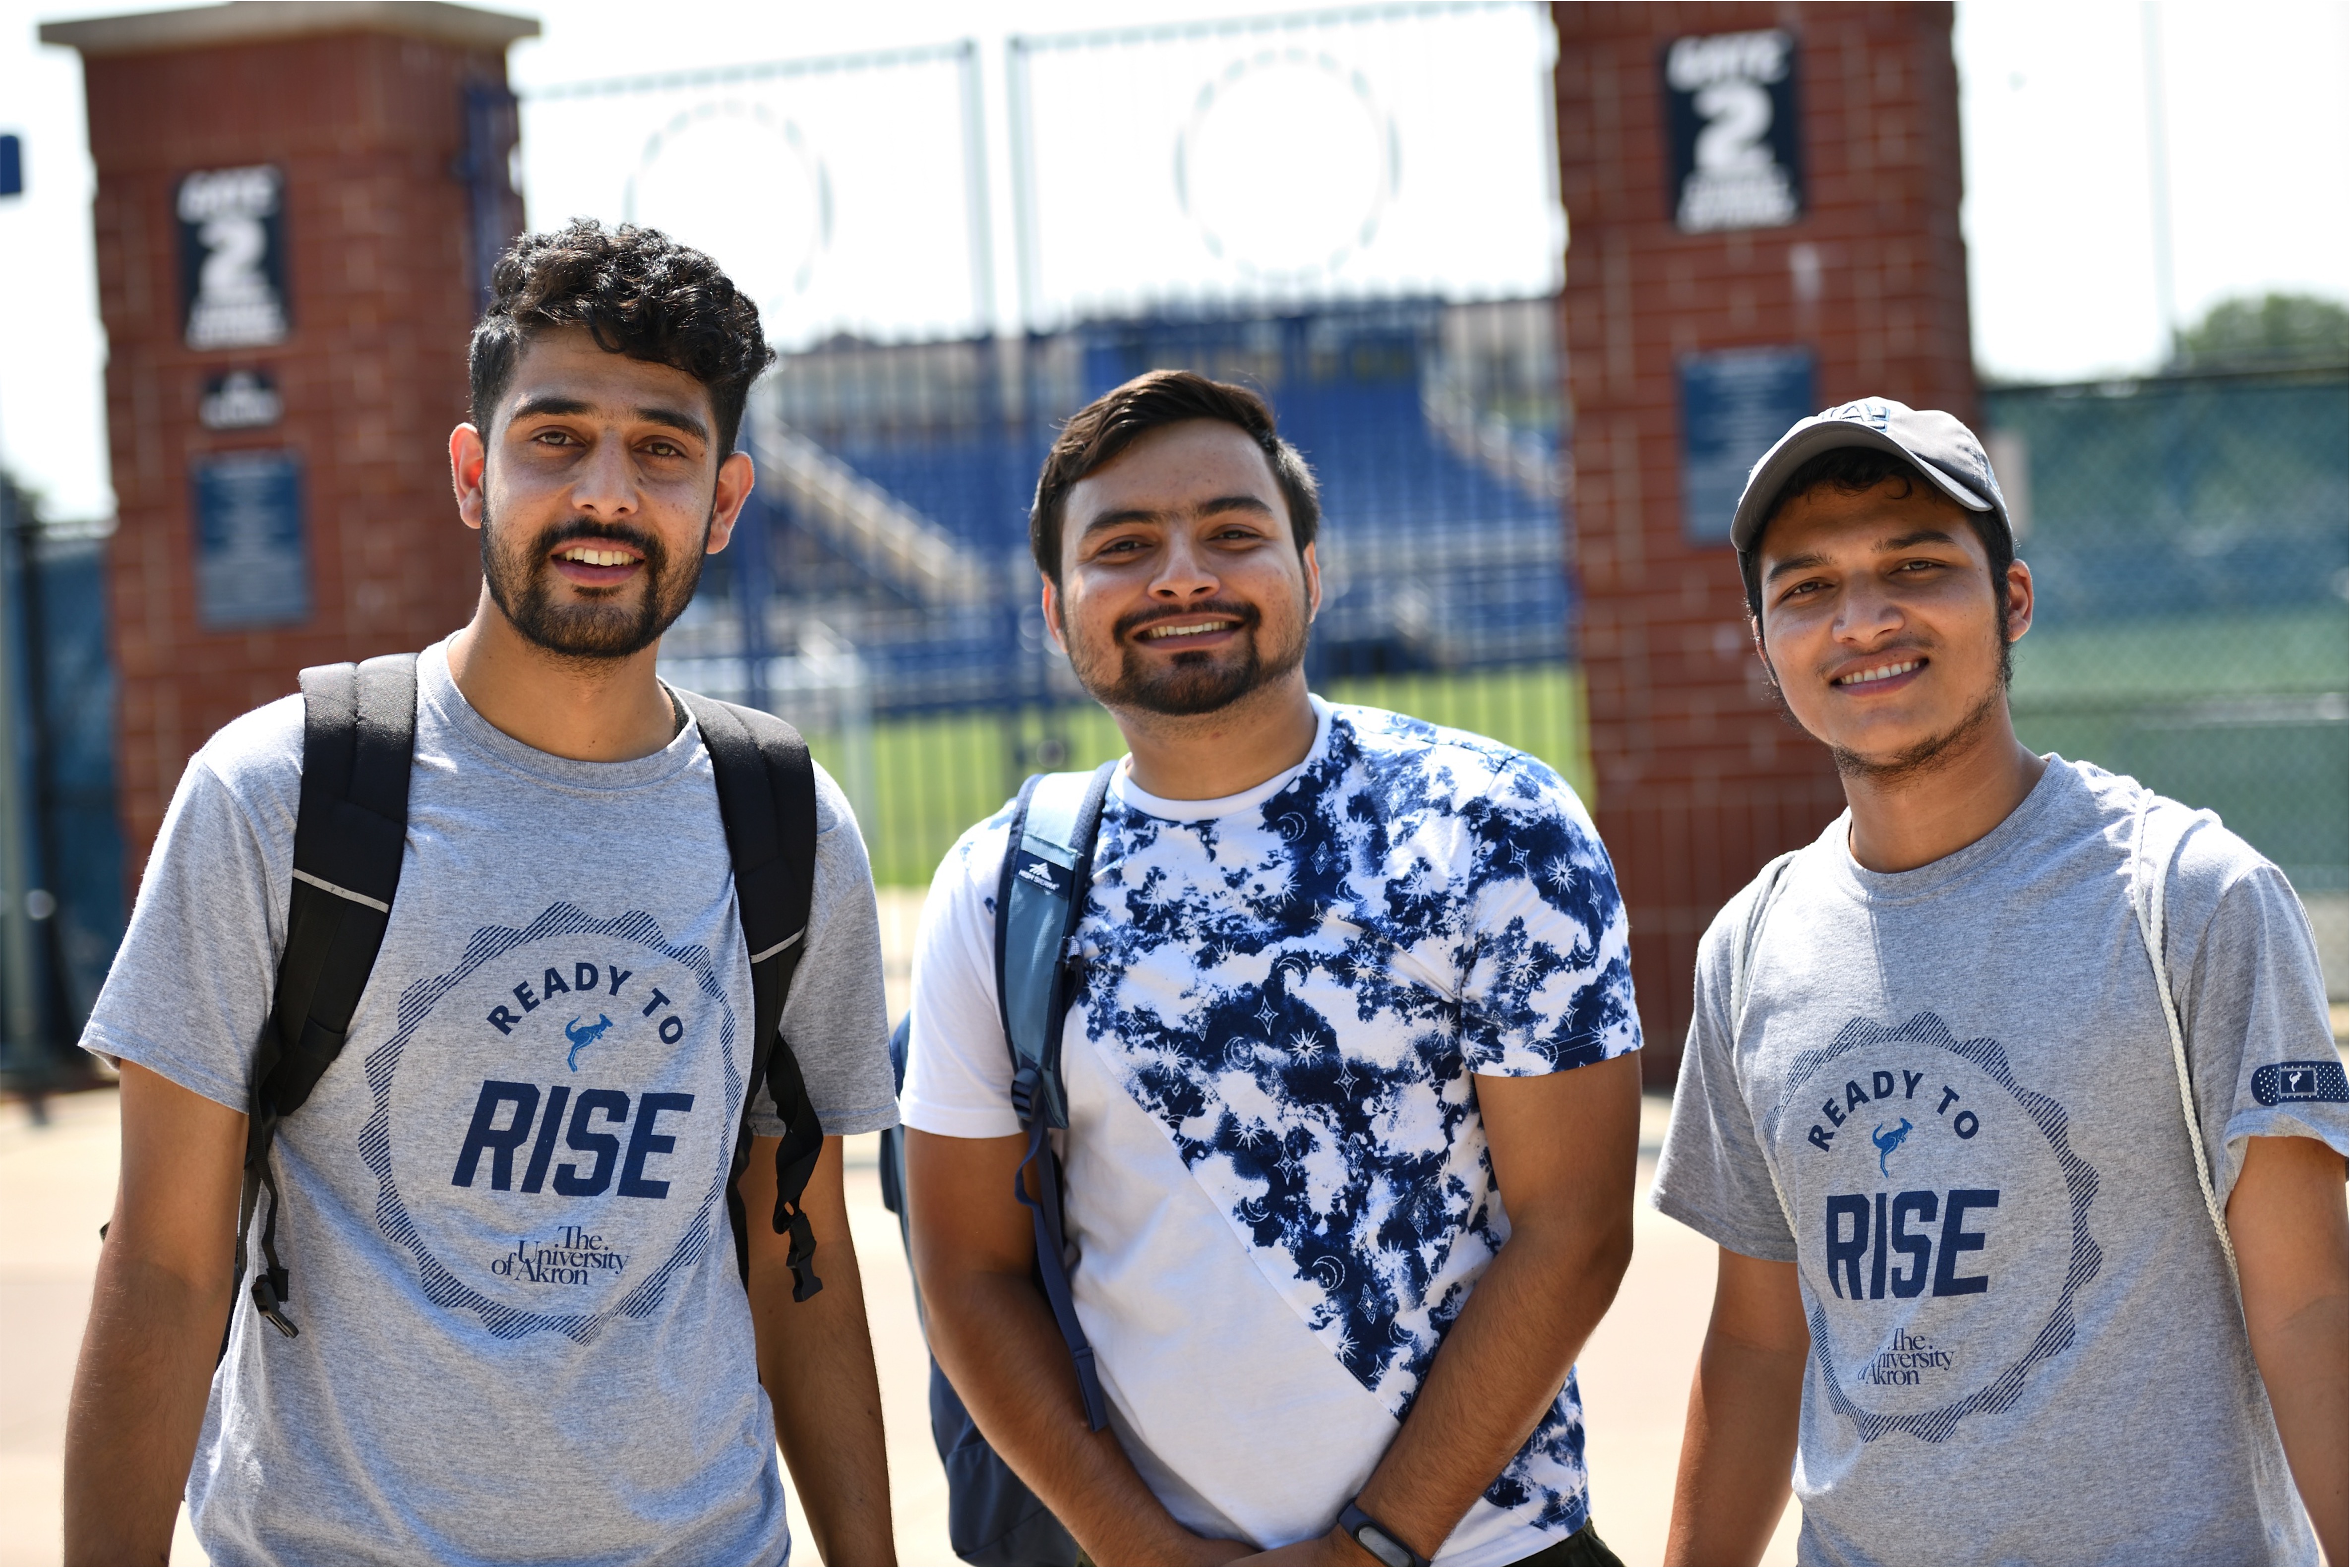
xmin=82 ymin=641 xmax=898 ymax=1567
xmin=1654 ymin=757 xmax=2345 ymax=1567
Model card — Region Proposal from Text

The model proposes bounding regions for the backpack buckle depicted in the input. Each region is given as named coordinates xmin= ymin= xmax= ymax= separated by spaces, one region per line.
xmin=250 ymin=1271 xmax=300 ymax=1338
xmin=1009 ymin=1064 xmax=1040 ymax=1126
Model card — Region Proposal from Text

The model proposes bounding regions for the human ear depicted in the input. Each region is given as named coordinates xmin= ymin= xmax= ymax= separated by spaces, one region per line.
xmin=2002 ymin=557 xmax=2035 ymax=644
xmin=706 ymin=450 xmax=755 ymax=554
xmin=1040 ymin=574 xmax=1068 ymax=655
xmin=451 ymin=424 xmax=488 ymax=531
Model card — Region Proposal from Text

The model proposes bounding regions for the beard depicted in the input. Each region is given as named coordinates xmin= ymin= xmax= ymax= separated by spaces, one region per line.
xmin=1764 ymin=623 xmax=2017 ymax=787
xmin=480 ymin=498 xmax=708 ymax=662
xmin=1065 ymin=595 xmax=1309 ymax=718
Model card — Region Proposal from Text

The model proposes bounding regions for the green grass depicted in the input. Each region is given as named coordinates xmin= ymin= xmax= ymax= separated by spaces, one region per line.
xmin=798 ymin=665 xmax=1593 ymax=888
xmin=2010 ymin=605 xmax=2347 ymax=707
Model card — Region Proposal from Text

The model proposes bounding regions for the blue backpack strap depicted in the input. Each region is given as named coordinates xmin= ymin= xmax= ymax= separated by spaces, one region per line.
xmin=993 ymin=760 xmax=1118 ymax=1432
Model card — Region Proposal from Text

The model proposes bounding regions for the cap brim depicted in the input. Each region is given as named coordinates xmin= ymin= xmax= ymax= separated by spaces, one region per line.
xmin=1729 ymin=421 xmax=1996 ymax=553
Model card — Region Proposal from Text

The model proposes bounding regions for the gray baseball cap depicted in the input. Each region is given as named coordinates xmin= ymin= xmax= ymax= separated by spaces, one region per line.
xmin=1730 ymin=396 xmax=2012 ymax=557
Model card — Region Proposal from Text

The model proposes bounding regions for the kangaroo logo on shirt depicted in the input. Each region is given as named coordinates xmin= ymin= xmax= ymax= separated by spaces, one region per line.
xmin=1871 ymin=1117 xmax=1913 ymax=1177
xmin=358 ymin=902 xmax=741 ymax=1346
xmin=1777 ymin=1012 xmax=2102 ymax=1446
xmin=564 ymin=1013 xmax=614 ymax=1071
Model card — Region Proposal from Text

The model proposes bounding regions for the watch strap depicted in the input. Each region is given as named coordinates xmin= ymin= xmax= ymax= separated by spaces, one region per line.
xmin=1337 ymin=1500 xmax=1430 ymax=1568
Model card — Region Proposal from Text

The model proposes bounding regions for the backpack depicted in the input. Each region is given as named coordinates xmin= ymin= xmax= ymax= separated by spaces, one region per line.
xmin=231 ymin=653 xmax=830 ymax=1341
xmin=876 ymin=761 xmax=1118 ymax=1567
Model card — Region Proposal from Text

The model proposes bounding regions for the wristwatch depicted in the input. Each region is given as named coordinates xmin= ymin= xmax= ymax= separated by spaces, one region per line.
xmin=1337 ymin=1500 xmax=1429 ymax=1568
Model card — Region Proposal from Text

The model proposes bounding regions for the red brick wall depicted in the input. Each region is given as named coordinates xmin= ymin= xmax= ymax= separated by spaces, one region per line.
xmin=1553 ymin=3 xmax=1977 ymax=1081
xmin=83 ymin=30 xmax=511 ymax=877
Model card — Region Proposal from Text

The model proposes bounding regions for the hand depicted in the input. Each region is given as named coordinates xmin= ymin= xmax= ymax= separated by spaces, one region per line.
xmin=1231 ymin=1525 xmax=1379 ymax=1565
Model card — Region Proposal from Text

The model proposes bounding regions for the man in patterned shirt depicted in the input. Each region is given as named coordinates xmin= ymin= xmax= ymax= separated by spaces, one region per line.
xmin=902 ymin=371 xmax=1644 ymax=1567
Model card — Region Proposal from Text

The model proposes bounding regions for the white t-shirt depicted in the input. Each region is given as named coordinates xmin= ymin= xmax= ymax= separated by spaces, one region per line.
xmin=903 ymin=699 xmax=1643 ymax=1565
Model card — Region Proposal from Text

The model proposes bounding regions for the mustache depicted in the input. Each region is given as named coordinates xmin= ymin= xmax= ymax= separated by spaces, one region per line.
xmin=528 ymin=517 xmax=663 ymax=560
xmin=1113 ymin=599 xmax=1261 ymax=640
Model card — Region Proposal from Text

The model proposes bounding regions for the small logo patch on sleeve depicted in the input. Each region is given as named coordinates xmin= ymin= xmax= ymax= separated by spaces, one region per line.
xmin=2251 ymin=1059 xmax=2349 ymax=1107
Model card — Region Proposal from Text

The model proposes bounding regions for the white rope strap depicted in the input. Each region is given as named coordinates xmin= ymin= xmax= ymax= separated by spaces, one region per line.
xmin=2129 ymin=799 xmax=2240 ymax=1291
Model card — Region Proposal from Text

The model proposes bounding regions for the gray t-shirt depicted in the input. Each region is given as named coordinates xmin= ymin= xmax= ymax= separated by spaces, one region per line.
xmin=82 ymin=641 xmax=897 ymax=1567
xmin=1654 ymin=757 xmax=2345 ymax=1567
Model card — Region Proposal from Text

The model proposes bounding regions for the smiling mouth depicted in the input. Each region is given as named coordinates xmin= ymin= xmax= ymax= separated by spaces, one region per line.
xmin=1834 ymin=658 xmax=1923 ymax=688
xmin=1138 ymin=618 xmax=1238 ymax=641
xmin=555 ymin=545 xmax=639 ymax=568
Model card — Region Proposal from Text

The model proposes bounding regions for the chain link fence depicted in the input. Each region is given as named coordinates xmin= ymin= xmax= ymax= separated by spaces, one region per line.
xmin=657 ymin=298 xmax=1580 ymax=887
xmin=1984 ymin=369 xmax=2348 ymax=952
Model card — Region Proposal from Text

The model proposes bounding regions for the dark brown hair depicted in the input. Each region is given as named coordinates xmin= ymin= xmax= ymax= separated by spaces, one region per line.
xmin=468 ymin=220 xmax=776 ymax=456
xmin=1029 ymin=369 xmax=1321 ymax=584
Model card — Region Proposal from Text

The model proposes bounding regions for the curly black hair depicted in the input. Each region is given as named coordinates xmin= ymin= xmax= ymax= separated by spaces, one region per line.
xmin=468 ymin=220 xmax=776 ymax=457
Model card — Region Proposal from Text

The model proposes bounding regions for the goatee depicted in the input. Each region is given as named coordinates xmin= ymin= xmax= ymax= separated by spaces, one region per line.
xmin=480 ymin=500 xmax=708 ymax=662
xmin=1068 ymin=597 xmax=1307 ymax=717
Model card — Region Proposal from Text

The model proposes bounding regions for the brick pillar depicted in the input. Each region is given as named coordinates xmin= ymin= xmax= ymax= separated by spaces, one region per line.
xmin=1553 ymin=3 xmax=1977 ymax=1081
xmin=43 ymin=2 xmax=536 ymax=879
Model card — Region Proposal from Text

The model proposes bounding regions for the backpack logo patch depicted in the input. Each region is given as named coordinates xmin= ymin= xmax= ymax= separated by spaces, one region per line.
xmin=1016 ymin=857 xmax=1062 ymax=894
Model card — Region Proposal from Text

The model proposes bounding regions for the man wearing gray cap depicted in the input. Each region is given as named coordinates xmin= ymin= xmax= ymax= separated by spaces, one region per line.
xmin=1650 ymin=398 xmax=2346 ymax=1566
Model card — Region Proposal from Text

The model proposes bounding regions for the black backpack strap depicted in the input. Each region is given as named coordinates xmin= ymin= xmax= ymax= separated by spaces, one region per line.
xmin=242 ymin=653 xmax=418 ymax=1339
xmin=993 ymin=761 xmax=1118 ymax=1431
xmin=680 ymin=692 xmax=826 ymax=1304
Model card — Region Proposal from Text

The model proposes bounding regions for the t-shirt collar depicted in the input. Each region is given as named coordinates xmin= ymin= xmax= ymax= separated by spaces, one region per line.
xmin=1108 ymin=694 xmax=1334 ymax=822
xmin=1827 ymin=753 xmax=2077 ymax=904
xmin=419 ymin=638 xmax=708 ymax=792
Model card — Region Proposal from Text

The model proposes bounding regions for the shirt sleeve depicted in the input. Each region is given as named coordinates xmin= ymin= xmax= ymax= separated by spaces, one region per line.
xmin=754 ymin=761 xmax=899 ymax=1138
xmin=79 ymin=698 xmax=304 ymax=1113
xmin=1456 ymin=753 xmax=1642 ymax=1075
xmin=1650 ymin=888 xmax=1801 ymax=1263
xmin=899 ymin=809 xmax=1024 ymax=1140
xmin=2166 ymin=820 xmax=2349 ymax=1205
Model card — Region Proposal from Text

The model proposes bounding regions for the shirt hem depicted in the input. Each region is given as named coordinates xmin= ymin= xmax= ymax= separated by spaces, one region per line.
xmin=81 ymin=1027 xmax=244 ymax=1114
xmin=1648 ymin=1183 xmax=1798 ymax=1264
xmin=900 ymin=1094 xmax=1022 ymax=1140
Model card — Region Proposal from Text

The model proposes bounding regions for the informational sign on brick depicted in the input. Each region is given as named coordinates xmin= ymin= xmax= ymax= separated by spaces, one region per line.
xmin=1662 ymin=29 xmax=1804 ymax=234
xmin=199 ymin=369 xmax=282 ymax=430
xmin=179 ymin=164 xmax=289 ymax=350
xmin=1679 ymin=347 xmax=1815 ymax=543
xmin=191 ymin=450 xmax=309 ymax=627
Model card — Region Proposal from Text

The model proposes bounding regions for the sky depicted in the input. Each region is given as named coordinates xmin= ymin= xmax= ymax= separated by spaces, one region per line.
xmin=0 ymin=0 xmax=2343 ymax=522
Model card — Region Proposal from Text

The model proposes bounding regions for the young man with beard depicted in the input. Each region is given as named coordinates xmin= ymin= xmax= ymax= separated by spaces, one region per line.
xmin=62 ymin=222 xmax=899 ymax=1566
xmin=1654 ymin=399 xmax=2347 ymax=1566
xmin=901 ymin=371 xmax=1644 ymax=1566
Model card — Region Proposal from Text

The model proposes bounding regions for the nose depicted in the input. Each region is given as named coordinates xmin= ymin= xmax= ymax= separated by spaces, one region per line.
xmin=1832 ymin=575 xmax=1903 ymax=645
xmin=1148 ymin=530 xmax=1220 ymax=602
xmin=568 ymin=432 xmax=638 ymax=519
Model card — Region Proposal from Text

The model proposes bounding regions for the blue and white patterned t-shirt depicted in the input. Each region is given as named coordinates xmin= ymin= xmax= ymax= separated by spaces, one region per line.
xmin=904 ymin=699 xmax=1641 ymax=1563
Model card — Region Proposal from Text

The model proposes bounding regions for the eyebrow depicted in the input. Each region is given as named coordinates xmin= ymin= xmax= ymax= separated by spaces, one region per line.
xmin=507 ymin=394 xmax=710 ymax=443
xmin=1762 ymin=528 xmax=1964 ymax=584
xmin=1077 ymin=494 xmax=1276 ymax=538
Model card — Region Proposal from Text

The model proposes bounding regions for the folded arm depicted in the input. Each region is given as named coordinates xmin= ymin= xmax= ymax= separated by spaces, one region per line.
xmin=64 ymin=1061 xmax=246 ymax=1566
